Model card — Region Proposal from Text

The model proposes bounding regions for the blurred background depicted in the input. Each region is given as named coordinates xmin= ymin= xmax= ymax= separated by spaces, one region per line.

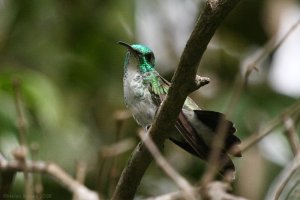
xmin=0 ymin=0 xmax=300 ymax=199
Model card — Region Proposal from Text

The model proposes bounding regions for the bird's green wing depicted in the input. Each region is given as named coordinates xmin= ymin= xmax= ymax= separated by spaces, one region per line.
xmin=149 ymin=73 xmax=169 ymax=96
xmin=142 ymin=71 xmax=169 ymax=103
xmin=147 ymin=72 xmax=199 ymax=110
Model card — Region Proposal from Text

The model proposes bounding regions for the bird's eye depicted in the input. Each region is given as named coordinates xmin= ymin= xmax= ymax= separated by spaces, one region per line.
xmin=145 ymin=53 xmax=154 ymax=64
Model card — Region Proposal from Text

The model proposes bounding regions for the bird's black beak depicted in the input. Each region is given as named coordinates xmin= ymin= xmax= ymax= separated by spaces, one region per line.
xmin=117 ymin=41 xmax=132 ymax=49
xmin=118 ymin=41 xmax=138 ymax=57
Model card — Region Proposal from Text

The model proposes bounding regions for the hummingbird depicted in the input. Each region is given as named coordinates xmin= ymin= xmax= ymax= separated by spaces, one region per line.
xmin=118 ymin=41 xmax=242 ymax=175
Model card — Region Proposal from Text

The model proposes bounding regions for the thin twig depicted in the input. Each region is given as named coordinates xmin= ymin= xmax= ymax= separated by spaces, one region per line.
xmin=73 ymin=161 xmax=87 ymax=200
xmin=114 ymin=110 xmax=131 ymax=139
xmin=241 ymin=101 xmax=300 ymax=153
xmin=266 ymin=115 xmax=300 ymax=200
xmin=200 ymin=117 xmax=234 ymax=188
xmin=0 ymin=153 xmax=7 ymax=164
xmin=206 ymin=182 xmax=248 ymax=200
xmin=30 ymin=143 xmax=43 ymax=200
xmin=74 ymin=161 xmax=87 ymax=185
xmin=12 ymin=78 xmax=33 ymax=200
xmin=226 ymin=18 xmax=300 ymax=116
xmin=0 ymin=158 xmax=100 ymax=200
xmin=245 ymin=18 xmax=300 ymax=81
xmin=145 ymin=189 xmax=190 ymax=200
xmin=12 ymin=79 xmax=27 ymax=146
xmin=100 ymin=139 xmax=135 ymax=158
xmin=272 ymin=154 xmax=300 ymax=200
xmin=283 ymin=116 xmax=300 ymax=156
xmin=138 ymin=130 xmax=198 ymax=200
xmin=0 ymin=153 xmax=16 ymax=198
xmin=270 ymin=115 xmax=300 ymax=199
xmin=109 ymin=111 xmax=133 ymax=195
xmin=104 ymin=110 xmax=134 ymax=197
xmin=97 ymin=156 xmax=109 ymax=198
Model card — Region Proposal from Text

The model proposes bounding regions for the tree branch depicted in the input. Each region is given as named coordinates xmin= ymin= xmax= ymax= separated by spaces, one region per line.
xmin=112 ymin=1 xmax=242 ymax=199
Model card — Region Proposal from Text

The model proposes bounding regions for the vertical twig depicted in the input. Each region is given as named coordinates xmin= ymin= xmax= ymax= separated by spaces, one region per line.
xmin=97 ymin=111 xmax=131 ymax=198
xmin=283 ymin=116 xmax=300 ymax=156
xmin=200 ymin=119 xmax=233 ymax=188
xmin=109 ymin=111 xmax=129 ymax=195
xmin=12 ymin=78 xmax=33 ymax=200
xmin=73 ymin=161 xmax=87 ymax=200
xmin=30 ymin=143 xmax=43 ymax=200
xmin=97 ymin=155 xmax=107 ymax=198
xmin=74 ymin=161 xmax=87 ymax=186
xmin=0 ymin=153 xmax=16 ymax=198
xmin=0 ymin=153 xmax=7 ymax=164
xmin=12 ymin=79 xmax=27 ymax=146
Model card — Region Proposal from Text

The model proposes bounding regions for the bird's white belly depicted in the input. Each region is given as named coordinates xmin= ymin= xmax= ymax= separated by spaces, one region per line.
xmin=124 ymin=74 xmax=157 ymax=127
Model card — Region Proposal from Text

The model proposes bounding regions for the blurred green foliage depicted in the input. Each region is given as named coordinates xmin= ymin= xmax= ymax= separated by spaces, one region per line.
xmin=0 ymin=0 xmax=299 ymax=199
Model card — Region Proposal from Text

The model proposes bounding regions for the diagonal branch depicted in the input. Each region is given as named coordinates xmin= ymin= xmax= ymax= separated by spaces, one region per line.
xmin=240 ymin=101 xmax=300 ymax=153
xmin=112 ymin=1 xmax=242 ymax=200
xmin=245 ymin=18 xmax=300 ymax=80
xmin=138 ymin=130 xmax=198 ymax=200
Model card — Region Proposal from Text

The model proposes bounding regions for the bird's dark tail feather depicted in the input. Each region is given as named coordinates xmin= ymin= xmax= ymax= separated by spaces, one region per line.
xmin=172 ymin=110 xmax=242 ymax=176
xmin=194 ymin=110 xmax=242 ymax=157
xmin=169 ymin=137 xmax=235 ymax=175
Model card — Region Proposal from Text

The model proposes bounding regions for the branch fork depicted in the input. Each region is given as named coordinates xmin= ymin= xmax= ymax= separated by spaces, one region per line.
xmin=193 ymin=75 xmax=210 ymax=91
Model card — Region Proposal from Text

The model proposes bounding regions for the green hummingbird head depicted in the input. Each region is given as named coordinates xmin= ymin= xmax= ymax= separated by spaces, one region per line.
xmin=118 ymin=41 xmax=155 ymax=73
